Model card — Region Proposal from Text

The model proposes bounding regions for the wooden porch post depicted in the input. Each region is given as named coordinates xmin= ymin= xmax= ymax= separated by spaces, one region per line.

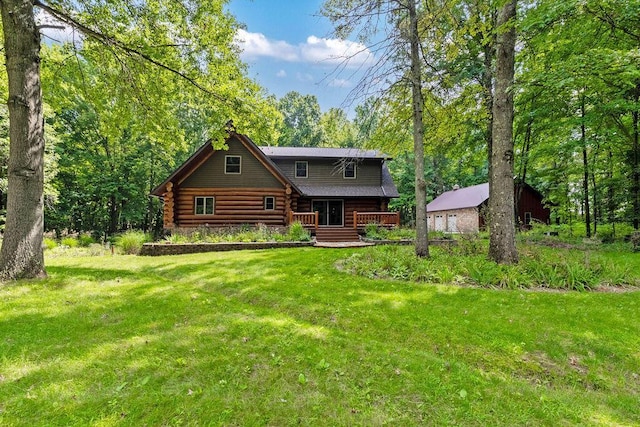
xmin=314 ymin=211 xmax=319 ymax=230
xmin=353 ymin=211 xmax=358 ymax=229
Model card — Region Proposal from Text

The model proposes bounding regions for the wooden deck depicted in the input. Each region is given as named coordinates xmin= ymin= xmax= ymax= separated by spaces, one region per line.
xmin=289 ymin=211 xmax=399 ymax=231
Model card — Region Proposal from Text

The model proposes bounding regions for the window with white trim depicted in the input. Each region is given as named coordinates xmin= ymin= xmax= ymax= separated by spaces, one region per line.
xmin=195 ymin=196 xmax=215 ymax=215
xmin=264 ymin=196 xmax=276 ymax=210
xmin=524 ymin=212 xmax=532 ymax=225
xmin=295 ymin=161 xmax=308 ymax=178
xmin=343 ymin=161 xmax=356 ymax=179
xmin=225 ymin=155 xmax=241 ymax=174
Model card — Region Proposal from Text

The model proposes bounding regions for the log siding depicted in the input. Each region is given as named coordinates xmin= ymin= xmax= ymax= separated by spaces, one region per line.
xmin=174 ymin=187 xmax=288 ymax=227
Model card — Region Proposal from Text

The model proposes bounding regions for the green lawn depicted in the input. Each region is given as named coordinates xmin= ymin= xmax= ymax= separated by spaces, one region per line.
xmin=1 ymin=247 xmax=639 ymax=426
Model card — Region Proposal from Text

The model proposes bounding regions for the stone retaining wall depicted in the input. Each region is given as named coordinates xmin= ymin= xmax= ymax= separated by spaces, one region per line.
xmin=140 ymin=241 xmax=314 ymax=256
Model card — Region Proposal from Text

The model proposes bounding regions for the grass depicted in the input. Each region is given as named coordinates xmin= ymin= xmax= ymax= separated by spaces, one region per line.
xmin=1 ymin=247 xmax=639 ymax=425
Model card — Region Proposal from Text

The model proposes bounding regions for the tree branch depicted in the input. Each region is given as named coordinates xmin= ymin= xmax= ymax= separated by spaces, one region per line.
xmin=33 ymin=0 xmax=227 ymax=103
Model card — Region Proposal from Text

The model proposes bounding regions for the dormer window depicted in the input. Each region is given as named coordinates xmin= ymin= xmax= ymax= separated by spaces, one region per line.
xmin=343 ymin=161 xmax=356 ymax=179
xmin=225 ymin=155 xmax=241 ymax=174
xmin=295 ymin=161 xmax=308 ymax=178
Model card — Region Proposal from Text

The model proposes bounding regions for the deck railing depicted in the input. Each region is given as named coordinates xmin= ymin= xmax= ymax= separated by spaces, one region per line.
xmin=353 ymin=211 xmax=400 ymax=229
xmin=289 ymin=211 xmax=319 ymax=229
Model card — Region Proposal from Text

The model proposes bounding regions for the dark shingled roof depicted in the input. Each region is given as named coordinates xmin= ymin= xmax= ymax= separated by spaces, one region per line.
xmin=427 ymin=183 xmax=489 ymax=212
xmin=259 ymin=146 xmax=390 ymax=160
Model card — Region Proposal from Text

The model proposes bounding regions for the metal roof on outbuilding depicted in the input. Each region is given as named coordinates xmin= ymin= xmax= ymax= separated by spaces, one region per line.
xmin=426 ymin=183 xmax=489 ymax=212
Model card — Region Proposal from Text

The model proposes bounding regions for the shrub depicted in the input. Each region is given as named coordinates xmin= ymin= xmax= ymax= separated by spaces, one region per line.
xmin=115 ymin=231 xmax=151 ymax=255
xmin=164 ymin=233 xmax=190 ymax=244
xmin=78 ymin=233 xmax=96 ymax=247
xmin=364 ymin=223 xmax=383 ymax=239
xmin=43 ymin=237 xmax=58 ymax=250
xmin=61 ymin=237 xmax=79 ymax=248
xmin=287 ymin=222 xmax=311 ymax=241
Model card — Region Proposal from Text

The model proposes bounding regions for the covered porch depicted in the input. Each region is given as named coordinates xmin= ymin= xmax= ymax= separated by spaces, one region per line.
xmin=288 ymin=210 xmax=399 ymax=230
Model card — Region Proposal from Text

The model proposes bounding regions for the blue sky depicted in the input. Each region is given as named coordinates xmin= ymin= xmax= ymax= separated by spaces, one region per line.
xmin=226 ymin=0 xmax=375 ymax=115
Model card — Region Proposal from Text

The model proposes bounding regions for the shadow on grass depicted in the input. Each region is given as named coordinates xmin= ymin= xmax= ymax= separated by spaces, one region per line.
xmin=1 ymin=248 xmax=638 ymax=425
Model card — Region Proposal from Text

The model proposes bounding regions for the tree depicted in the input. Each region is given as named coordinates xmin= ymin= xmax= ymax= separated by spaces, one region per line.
xmin=319 ymin=108 xmax=356 ymax=147
xmin=0 ymin=0 xmax=47 ymax=279
xmin=322 ymin=0 xmax=430 ymax=257
xmin=0 ymin=0 xmax=280 ymax=280
xmin=276 ymin=91 xmax=324 ymax=147
xmin=488 ymin=0 xmax=518 ymax=263
xmin=516 ymin=0 xmax=640 ymax=236
xmin=407 ymin=0 xmax=429 ymax=256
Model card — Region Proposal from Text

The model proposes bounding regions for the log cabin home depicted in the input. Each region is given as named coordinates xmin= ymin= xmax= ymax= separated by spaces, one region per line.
xmin=426 ymin=182 xmax=550 ymax=233
xmin=151 ymin=131 xmax=400 ymax=239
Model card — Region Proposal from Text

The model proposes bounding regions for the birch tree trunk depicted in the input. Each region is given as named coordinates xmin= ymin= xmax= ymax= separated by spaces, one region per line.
xmin=0 ymin=0 xmax=46 ymax=279
xmin=488 ymin=0 xmax=518 ymax=264
xmin=408 ymin=0 xmax=429 ymax=257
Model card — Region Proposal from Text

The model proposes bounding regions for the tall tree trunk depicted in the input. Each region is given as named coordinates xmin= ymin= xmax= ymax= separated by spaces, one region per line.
xmin=632 ymin=84 xmax=639 ymax=230
xmin=408 ymin=0 xmax=429 ymax=257
xmin=606 ymin=149 xmax=616 ymax=235
xmin=581 ymin=94 xmax=591 ymax=238
xmin=0 ymin=0 xmax=46 ymax=280
xmin=591 ymin=168 xmax=598 ymax=235
xmin=482 ymin=41 xmax=494 ymax=179
xmin=488 ymin=0 xmax=518 ymax=264
xmin=108 ymin=194 xmax=119 ymax=235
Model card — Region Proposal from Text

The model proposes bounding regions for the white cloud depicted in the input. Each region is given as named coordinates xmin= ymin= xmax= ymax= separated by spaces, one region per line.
xmin=329 ymin=78 xmax=351 ymax=88
xmin=235 ymin=29 xmax=375 ymax=68
xmin=276 ymin=69 xmax=287 ymax=78
xmin=302 ymin=36 xmax=374 ymax=67
xmin=235 ymin=29 xmax=299 ymax=62
xmin=296 ymin=72 xmax=314 ymax=83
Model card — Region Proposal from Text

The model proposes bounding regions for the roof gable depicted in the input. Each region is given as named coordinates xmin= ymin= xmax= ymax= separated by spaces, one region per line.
xmin=427 ymin=183 xmax=489 ymax=212
xmin=151 ymin=132 xmax=298 ymax=196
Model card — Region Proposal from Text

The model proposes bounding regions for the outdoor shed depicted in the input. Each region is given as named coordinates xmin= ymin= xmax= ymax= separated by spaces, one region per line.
xmin=426 ymin=182 xmax=550 ymax=233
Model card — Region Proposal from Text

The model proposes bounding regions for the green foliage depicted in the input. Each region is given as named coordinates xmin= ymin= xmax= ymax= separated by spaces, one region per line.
xmin=162 ymin=224 xmax=311 ymax=244
xmin=276 ymin=91 xmax=324 ymax=147
xmin=77 ymin=234 xmax=96 ymax=247
xmin=364 ymin=224 xmax=415 ymax=240
xmin=115 ymin=231 xmax=151 ymax=255
xmin=286 ymin=222 xmax=311 ymax=242
xmin=43 ymin=237 xmax=58 ymax=250
xmin=61 ymin=237 xmax=79 ymax=248
xmin=342 ymin=243 xmax=640 ymax=290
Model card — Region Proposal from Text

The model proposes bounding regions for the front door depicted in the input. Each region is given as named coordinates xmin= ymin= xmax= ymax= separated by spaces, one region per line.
xmin=312 ymin=200 xmax=343 ymax=227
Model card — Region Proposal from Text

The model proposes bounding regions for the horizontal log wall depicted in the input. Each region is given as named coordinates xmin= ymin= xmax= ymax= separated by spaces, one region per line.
xmin=175 ymin=187 xmax=288 ymax=227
